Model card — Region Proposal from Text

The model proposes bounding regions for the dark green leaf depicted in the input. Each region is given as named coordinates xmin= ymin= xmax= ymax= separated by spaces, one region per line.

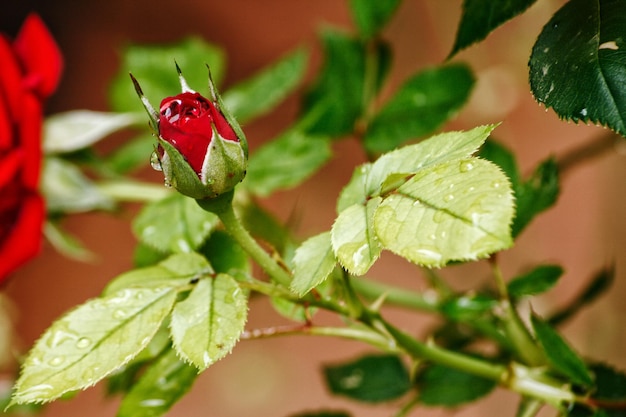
xmin=117 ymin=349 xmax=197 ymax=417
xmin=222 ymin=49 xmax=308 ymax=123
xmin=531 ymin=315 xmax=594 ymax=387
xmin=417 ymin=363 xmax=496 ymax=406
xmin=529 ymin=0 xmax=626 ymax=136
xmin=507 ymin=264 xmax=563 ymax=299
xmin=301 ymin=30 xmax=389 ymax=137
xmin=512 ymin=158 xmax=559 ymax=237
xmin=568 ymin=364 xmax=626 ymax=417
xmin=132 ymin=193 xmax=219 ymax=254
xmin=200 ymin=230 xmax=250 ymax=274
xmin=449 ymin=0 xmax=538 ymax=57
xmin=363 ymin=63 xmax=475 ymax=152
xmin=479 ymin=139 xmax=521 ymax=188
xmin=349 ymin=0 xmax=402 ymax=39
xmin=440 ymin=294 xmax=498 ymax=321
xmin=323 ymin=354 xmax=411 ymax=403
xmin=238 ymin=198 xmax=296 ymax=258
xmin=109 ymin=37 xmax=225 ymax=114
xmin=246 ymin=129 xmax=332 ymax=197
xmin=133 ymin=242 xmax=168 ymax=268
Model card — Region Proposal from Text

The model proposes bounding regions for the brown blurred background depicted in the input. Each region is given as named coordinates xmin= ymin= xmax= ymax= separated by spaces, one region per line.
xmin=2 ymin=1 xmax=625 ymax=416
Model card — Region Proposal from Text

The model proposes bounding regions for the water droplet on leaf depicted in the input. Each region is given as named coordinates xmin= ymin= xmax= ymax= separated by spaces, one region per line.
xmin=76 ymin=337 xmax=91 ymax=349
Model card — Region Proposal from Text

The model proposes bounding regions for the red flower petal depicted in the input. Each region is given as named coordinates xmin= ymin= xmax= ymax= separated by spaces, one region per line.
xmin=16 ymin=93 xmax=43 ymax=189
xmin=0 ymin=36 xmax=23 ymax=149
xmin=0 ymin=192 xmax=44 ymax=285
xmin=12 ymin=13 xmax=63 ymax=99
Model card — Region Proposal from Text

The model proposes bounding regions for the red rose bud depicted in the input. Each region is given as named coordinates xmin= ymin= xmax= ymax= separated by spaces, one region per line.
xmin=131 ymin=66 xmax=247 ymax=199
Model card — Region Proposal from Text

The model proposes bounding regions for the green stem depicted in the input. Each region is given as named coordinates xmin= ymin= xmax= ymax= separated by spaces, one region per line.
xmin=490 ymin=257 xmax=546 ymax=367
xmin=351 ymin=278 xmax=440 ymax=312
xmin=197 ymin=191 xmax=292 ymax=287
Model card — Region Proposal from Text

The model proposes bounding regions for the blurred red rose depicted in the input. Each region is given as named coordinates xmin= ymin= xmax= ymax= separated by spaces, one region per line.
xmin=0 ymin=14 xmax=63 ymax=284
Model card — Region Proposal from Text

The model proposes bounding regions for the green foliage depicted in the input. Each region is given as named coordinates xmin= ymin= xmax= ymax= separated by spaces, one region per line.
xmin=106 ymin=134 xmax=155 ymax=174
xmin=301 ymin=29 xmax=390 ymax=137
xmin=529 ymin=0 xmax=626 ymax=136
xmin=323 ymin=354 xmax=411 ymax=402
xmin=531 ymin=316 xmax=594 ymax=387
xmin=245 ymin=129 xmax=332 ymax=196
xmin=331 ymin=125 xmax=514 ymax=271
xmin=291 ymin=232 xmax=336 ymax=296
xmin=507 ymin=265 xmax=563 ymax=299
xmin=11 ymin=287 xmax=181 ymax=404
xmin=363 ymin=63 xmax=475 ymax=152
xmin=200 ymin=230 xmax=250 ymax=275
xmin=449 ymin=0 xmax=538 ymax=57
xmin=222 ymin=49 xmax=308 ymax=123
xmin=440 ymin=294 xmax=498 ymax=321
xmin=109 ymin=37 xmax=225 ymax=114
xmin=170 ymin=274 xmax=248 ymax=370
xmin=132 ymin=193 xmax=219 ymax=254
xmin=117 ymin=349 xmax=198 ymax=417
xmin=416 ymin=363 xmax=497 ymax=406
xmin=349 ymin=0 xmax=402 ymax=39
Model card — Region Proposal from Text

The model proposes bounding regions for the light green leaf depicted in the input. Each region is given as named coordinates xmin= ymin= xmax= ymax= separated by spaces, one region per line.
xmin=374 ymin=158 xmax=514 ymax=267
xmin=331 ymin=197 xmax=382 ymax=276
xmin=170 ymin=274 xmax=247 ymax=370
xmin=364 ymin=63 xmax=475 ymax=152
xmin=109 ymin=37 xmax=225 ymax=114
xmin=12 ymin=287 xmax=179 ymax=405
xmin=43 ymin=111 xmax=142 ymax=154
xmin=292 ymin=232 xmax=337 ymax=296
xmin=336 ymin=163 xmax=371 ymax=213
xmin=42 ymin=157 xmax=115 ymax=213
xmin=104 ymin=252 xmax=213 ymax=296
xmin=44 ymin=221 xmax=94 ymax=262
xmin=531 ymin=316 xmax=594 ymax=387
xmin=133 ymin=194 xmax=219 ymax=254
xmin=117 ymin=349 xmax=198 ymax=417
xmin=246 ymin=129 xmax=332 ymax=197
xmin=365 ymin=124 xmax=497 ymax=197
xmin=222 ymin=49 xmax=308 ymax=123
xmin=529 ymin=0 xmax=626 ymax=136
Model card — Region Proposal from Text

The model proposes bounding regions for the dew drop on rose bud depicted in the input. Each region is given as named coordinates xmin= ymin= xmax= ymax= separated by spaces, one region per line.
xmin=150 ymin=151 xmax=163 ymax=172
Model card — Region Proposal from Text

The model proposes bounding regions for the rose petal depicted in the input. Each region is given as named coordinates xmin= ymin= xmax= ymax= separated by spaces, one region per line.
xmin=0 ymin=150 xmax=22 ymax=188
xmin=0 ymin=37 xmax=22 ymax=149
xmin=13 ymin=13 xmax=63 ymax=99
xmin=15 ymin=93 xmax=42 ymax=189
xmin=0 ymin=192 xmax=44 ymax=284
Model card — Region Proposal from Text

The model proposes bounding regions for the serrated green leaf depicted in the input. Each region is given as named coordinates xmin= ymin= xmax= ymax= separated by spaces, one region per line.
xmin=301 ymin=30 xmax=389 ymax=137
xmin=531 ymin=316 xmax=594 ymax=387
xmin=12 ymin=287 xmax=179 ymax=405
xmin=104 ymin=252 xmax=213 ymax=296
xmin=364 ymin=63 xmax=475 ymax=153
xmin=42 ymin=157 xmax=115 ymax=214
xmin=374 ymin=158 xmax=514 ymax=267
xmin=246 ymin=129 xmax=332 ymax=197
xmin=349 ymin=0 xmax=402 ymax=39
xmin=222 ymin=49 xmax=308 ymax=123
xmin=529 ymin=0 xmax=626 ymax=136
xmin=43 ymin=111 xmax=142 ymax=154
xmin=331 ymin=197 xmax=382 ymax=276
xmin=337 ymin=163 xmax=371 ymax=213
xmin=323 ymin=354 xmax=411 ymax=403
xmin=417 ymin=363 xmax=497 ymax=406
xmin=507 ymin=265 xmax=563 ymax=299
xmin=291 ymin=232 xmax=336 ymax=296
xmin=170 ymin=274 xmax=247 ymax=371
xmin=200 ymin=230 xmax=250 ymax=274
xmin=365 ymin=124 xmax=498 ymax=197
xmin=117 ymin=348 xmax=197 ymax=417
xmin=513 ymin=158 xmax=559 ymax=237
xmin=133 ymin=193 xmax=218 ymax=254
xmin=449 ymin=0 xmax=538 ymax=57
xmin=109 ymin=37 xmax=225 ymax=114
